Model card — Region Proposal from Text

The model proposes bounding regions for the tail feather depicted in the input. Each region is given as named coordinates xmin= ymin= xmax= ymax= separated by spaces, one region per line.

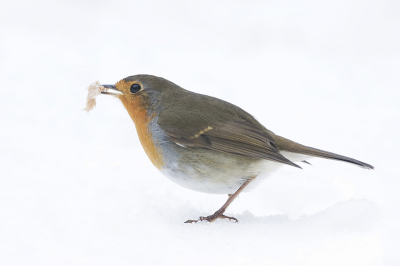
xmin=274 ymin=135 xmax=374 ymax=169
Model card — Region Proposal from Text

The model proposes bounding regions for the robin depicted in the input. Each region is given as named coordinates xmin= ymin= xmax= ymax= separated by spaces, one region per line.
xmin=100 ymin=74 xmax=373 ymax=223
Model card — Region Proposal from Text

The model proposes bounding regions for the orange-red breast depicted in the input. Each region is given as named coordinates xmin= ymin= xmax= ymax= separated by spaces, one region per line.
xmin=100 ymin=74 xmax=373 ymax=223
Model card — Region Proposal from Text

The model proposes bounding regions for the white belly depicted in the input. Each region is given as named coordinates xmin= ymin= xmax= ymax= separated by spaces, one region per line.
xmin=160 ymin=151 xmax=284 ymax=194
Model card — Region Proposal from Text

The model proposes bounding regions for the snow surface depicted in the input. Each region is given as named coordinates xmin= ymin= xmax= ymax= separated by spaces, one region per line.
xmin=1 ymin=0 xmax=399 ymax=265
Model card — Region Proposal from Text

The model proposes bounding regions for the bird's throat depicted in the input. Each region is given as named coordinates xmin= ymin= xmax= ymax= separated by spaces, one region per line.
xmin=120 ymin=97 xmax=164 ymax=169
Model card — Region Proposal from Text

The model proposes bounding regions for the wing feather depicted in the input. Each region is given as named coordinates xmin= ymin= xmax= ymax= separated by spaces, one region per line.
xmin=158 ymin=113 xmax=300 ymax=168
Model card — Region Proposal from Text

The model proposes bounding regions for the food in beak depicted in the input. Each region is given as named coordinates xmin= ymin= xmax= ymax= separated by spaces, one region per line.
xmin=83 ymin=81 xmax=108 ymax=112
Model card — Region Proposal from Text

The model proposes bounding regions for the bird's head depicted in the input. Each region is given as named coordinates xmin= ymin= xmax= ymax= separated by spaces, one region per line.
xmin=101 ymin=74 xmax=183 ymax=121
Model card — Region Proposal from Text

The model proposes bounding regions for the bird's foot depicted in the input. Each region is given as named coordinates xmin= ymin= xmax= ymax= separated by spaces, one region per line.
xmin=184 ymin=211 xmax=238 ymax=223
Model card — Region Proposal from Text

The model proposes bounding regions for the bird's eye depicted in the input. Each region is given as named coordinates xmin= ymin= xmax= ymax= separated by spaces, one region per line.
xmin=130 ymin=83 xmax=141 ymax=94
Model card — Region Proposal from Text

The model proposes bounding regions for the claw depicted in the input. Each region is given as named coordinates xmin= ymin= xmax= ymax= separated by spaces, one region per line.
xmin=184 ymin=219 xmax=199 ymax=223
xmin=184 ymin=213 xmax=238 ymax=223
xmin=219 ymin=215 xmax=238 ymax=222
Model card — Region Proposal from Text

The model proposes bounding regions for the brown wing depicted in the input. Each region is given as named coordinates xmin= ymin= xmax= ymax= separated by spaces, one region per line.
xmin=157 ymin=111 xmax=300 ymax=168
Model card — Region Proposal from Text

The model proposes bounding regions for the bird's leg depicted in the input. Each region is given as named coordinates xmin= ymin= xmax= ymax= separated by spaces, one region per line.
xmin=185 ymin=176 xmax=256 ymax=223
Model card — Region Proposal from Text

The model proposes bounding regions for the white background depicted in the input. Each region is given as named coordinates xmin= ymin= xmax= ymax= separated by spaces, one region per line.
xmin=1 ymin=0 xmax=399 ymax=265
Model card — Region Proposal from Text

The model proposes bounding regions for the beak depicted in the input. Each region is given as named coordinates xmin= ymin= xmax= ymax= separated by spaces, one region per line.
xmin=101 ymin=84 xmax=123 ymax=96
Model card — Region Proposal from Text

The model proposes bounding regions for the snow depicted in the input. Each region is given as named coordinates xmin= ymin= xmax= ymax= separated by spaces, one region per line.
xmin=1 ymin=0 xmax=399 ymax=265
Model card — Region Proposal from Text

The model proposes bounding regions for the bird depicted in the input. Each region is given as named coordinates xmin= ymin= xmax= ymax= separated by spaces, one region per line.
xmin=100 ymin=74 xmax=373 ymax=223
